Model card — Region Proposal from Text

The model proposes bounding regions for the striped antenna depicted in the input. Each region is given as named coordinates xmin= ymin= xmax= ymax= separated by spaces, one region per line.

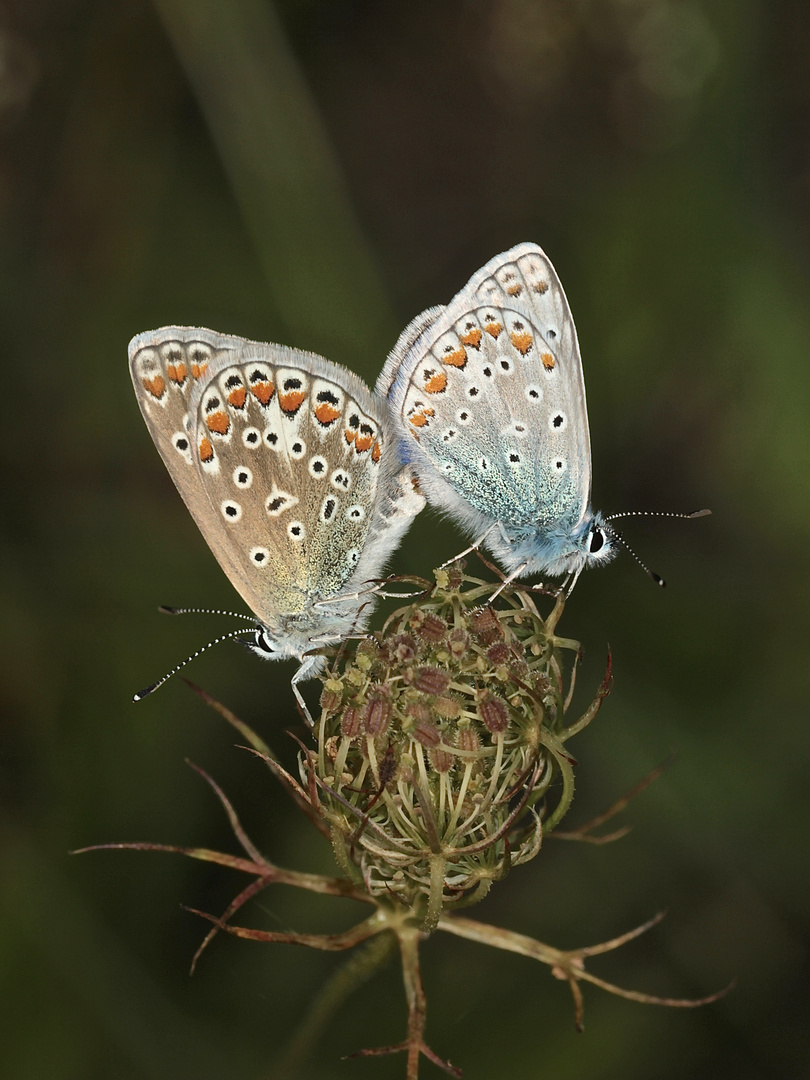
xmin=133 ymin=627 xmax=256 ymax=701
xmin=604 ymin=508 xmax=711 ymax=588
xmin=158 ymin=605 xmax=256 ymax=621
xmin=605 ymin=509 xmax=711 ymax=523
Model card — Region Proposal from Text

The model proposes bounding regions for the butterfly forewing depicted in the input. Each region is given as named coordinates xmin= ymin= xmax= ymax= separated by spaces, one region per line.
xmin=130 ymin=329 xmax=393 ymax=629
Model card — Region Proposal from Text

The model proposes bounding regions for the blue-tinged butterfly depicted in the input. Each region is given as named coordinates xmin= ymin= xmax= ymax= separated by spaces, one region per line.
xmin=378 ymin=243 xmax=707 ymax=587
xmin=129 ymin=328 xmax=424 ymax=712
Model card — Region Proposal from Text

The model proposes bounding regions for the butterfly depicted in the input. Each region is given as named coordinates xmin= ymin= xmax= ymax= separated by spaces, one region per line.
xmin=377 ymin=242 xmax=618 ymax=587
xmin=129 ymin=327 xmax=425 ymax=711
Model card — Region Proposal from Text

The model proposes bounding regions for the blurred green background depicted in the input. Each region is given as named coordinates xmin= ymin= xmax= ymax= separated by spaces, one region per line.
xmin=1 ymin=1 xmax=808 ymax=1077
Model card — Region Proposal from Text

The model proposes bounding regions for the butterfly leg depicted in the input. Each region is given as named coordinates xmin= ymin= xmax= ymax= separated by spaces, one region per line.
xmin=561 ymin=565 xmax=584 ymax=597
xmin=291 ymin=656 xmax=320 ymax=728
xmin=488 ymin=561 xmax=529 ymax=602
xmin=439 ymin=524 xmax=497 ymax=570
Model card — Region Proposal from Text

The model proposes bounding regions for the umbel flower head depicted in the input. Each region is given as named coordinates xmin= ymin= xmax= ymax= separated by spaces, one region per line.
xmin=82 ymin=564 xmax=727 ymax=1080
xmin=304 ymin=564 xmax=603 ymax=928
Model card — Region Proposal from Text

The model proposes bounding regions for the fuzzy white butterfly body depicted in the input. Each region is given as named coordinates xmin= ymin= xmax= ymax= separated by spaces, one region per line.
xmin=377 ymin=243 xmax=617 ymax=581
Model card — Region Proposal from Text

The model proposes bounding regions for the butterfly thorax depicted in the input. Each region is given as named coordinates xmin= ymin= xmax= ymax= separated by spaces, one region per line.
xmin=491 ymin=509 xmax=619 ymax=578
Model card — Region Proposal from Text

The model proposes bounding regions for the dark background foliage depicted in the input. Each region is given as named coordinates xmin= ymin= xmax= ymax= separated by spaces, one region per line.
xmin=1 ymin=1 xmax=808 ymax=1077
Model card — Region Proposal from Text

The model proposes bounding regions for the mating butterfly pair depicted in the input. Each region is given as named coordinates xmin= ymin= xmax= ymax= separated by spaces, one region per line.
xmin=129 ymin=243 xmax=619 ymax=705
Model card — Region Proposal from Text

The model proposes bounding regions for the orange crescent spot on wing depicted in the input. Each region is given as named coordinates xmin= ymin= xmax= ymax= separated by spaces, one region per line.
xmin=199 ymin=436 xmax=214 ymax=462
xmin=483 ymin=321 xmax=503 ymax=339
xmin=205 ymin=410 xmax=230 ymax=435
xmin=279 ymin=391 xmax=306 ymax=414
xmin=141 ymin=375 xmax=166 ymax=399
xmin=371 ymin=441 xmax=381 ymax=463
xmin=409 ymin=408 xmax=434 ymax=428
xmin=510 ymin=330 xmax=533 ymax=356
xmin=541 ymin=351 xmax=555 ymax=370
xmin=167 ymin=362 xmax=187 ymax=385
xmin=424 ymin=371 xmax=447 ymax=394
xmin=355 ymin=432 xmax=374 ymax=453
xmin=227 ymin=386 xmax=247 ymax=409
xmin=315 ymin=402 xmax=341 ymax=425
xmin=442 ymin=346 xmax=467 ymax=368
xmin=190 ymin=361 xmax=209 ymax=380
xmin=249 ymin=379 xmax=274 ymax=405
xmin=459 ymin=327 xmax=482 ymax=349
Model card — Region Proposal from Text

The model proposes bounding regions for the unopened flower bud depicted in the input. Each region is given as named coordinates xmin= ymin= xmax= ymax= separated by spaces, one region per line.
xmin=478 ymin=691 xmax=510 ymax=733
xmin=471 ymin=606 xmax=504 ymax=644
xmin=413 ymin=612 xmax=448 ymax=643
xmin=456 ymin=726 xmax=480 ymax=754
xmin=341 ymin=705 xmax=362 ymax=737
xmin=364 ymin=688 xmax=392 ymax=736
xmin=391 ymin=634 xmax=417 ymax=663
xmin=413 ymin=666 xmax=451 ymax=695
xmin=320 ymin=678 xmax=344 ymax=714
xmin=429 ymin=746 xmax=454 ymax=773
xmin=413 ymin=720 xmax=441 ymax=748
xmin=433 ymin=696 xmax=460 ymax=719
xmin=447 ymin=628 xmax=470 ymax=660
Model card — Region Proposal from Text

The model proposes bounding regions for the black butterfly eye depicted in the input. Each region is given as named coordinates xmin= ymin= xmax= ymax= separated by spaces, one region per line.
xmin=589 ymin=527 xmax=605 ymax=554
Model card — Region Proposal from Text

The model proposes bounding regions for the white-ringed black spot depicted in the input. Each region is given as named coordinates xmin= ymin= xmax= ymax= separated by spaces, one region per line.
xmin=250 ymin=546 xmax=270 ymax=566
xmin=500 ymin=359 xmax=512 ymax=372
xmin=204 ymin=395 xmax=221 ymax=413
xmin=482 ymin=366 xmax=493 ymax=377
xmin=525 ymin=386 xmax=542 ymax=402
xmin=264 ymin=429 xmax=280 ymax=448
xmin=346 ymin=547 xmax=360 ymax=567
xmin=233 ymin=466 xmax=253 ymax=489
xmin=288 ymin=521 xmax=306 ymax=542
xmin=509 ymin=453 xmax=520 ymax=464
xmin=321 ymin=496 xmax=338 ymax=522
xmin=550 ymin=411 xmax=567 ymax=431
xmin=330 ymin=469 xmax=351 ymax=491
xmin=547 ymin=328 xmax=557 ymax=339
xmin=468 ymin=386 xmax=480 ymax=398
xmin=266 ymin=489 xmax=298 ymax=516
xmin=457 ymin=410 xmax=472 ymax=424
xmin=442 ymin=428 xmax=457 ymax=442
xmin=289 ymin=439 xmax=306 ymax=460
xmin=346 ymin=504 xmax=365 ymax=521
xmin=479 ymin=457 xmax=490 ymax=471
xmin=243 ymin=426 xmax=261 ymax=448
xmin=221 ymin=500 xmax=242 ymax=522
xmin=308 ymin=455 xmax=328 ymax=478
xmin=553 ymin=457 xmax=566 ymax=472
